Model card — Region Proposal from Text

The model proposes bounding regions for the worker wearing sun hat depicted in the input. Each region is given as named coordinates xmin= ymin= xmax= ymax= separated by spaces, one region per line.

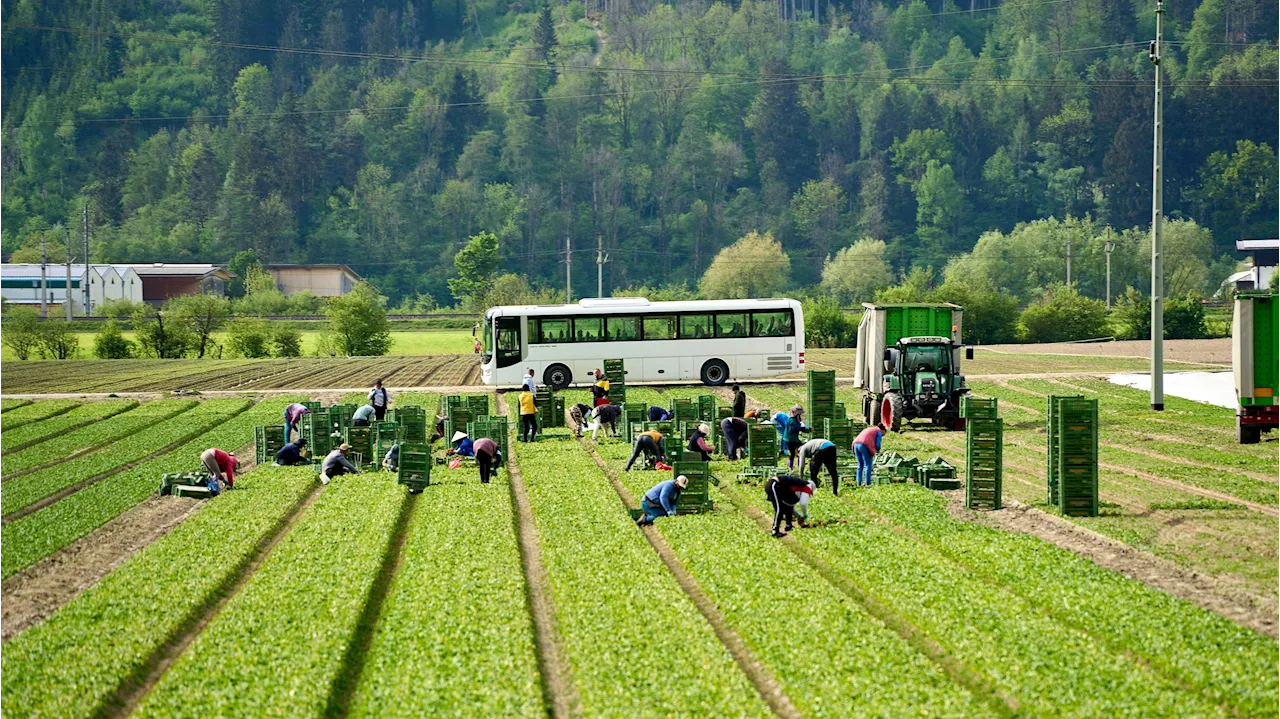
xmin=637 ymin=474 xmax=688 ymax=525
xmin=447 ymin=430 xmax=475 ymax=457
xmin=686 ymin=423 xmax=715 ymax=461
xmin=319 ymin=443 xmax=361 ymax=485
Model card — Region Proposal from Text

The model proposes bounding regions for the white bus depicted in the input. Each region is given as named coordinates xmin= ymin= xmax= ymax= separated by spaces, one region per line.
xmin=480 ymin=297 xmax=805 ymax=389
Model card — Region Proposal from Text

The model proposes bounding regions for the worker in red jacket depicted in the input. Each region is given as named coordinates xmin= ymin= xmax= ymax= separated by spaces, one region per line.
xmin=201 ymin=448 xmax=239 ymax=490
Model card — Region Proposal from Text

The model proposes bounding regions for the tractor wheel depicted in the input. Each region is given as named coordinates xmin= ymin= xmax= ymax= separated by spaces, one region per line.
xmin=881 ymin=393 xmax=905 ymax=432
xmin=868 ymin=395 xmax=882 ymax=426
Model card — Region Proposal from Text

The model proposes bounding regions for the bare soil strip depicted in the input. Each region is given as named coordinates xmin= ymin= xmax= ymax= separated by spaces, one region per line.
xmin=1 ymin=495 xmax=205 ymax=642
xmin=99 ymin=481 xmax=325 ymax=718
xmin=953 ymin=497 xmax=1279 ymax=638
xmin=496 ymin=393 xmax=581 ymax=719
xmin=325 ymin=493 xmax=420 ymax=718
xmin=580 ymin=441 xmax=802 ymax=719
xmin=716 ymin=483 xmax=1021 ymax=717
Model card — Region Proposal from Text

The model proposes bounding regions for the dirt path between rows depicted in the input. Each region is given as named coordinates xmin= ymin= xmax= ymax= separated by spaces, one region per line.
xmin=951 ymin=497 xmax=1278 ymax=638
xmin=496 ymin=393 xmax=581 ymax=719
xmin=1 ymin=495 xmax=204 ymax=642
xmin=580 ymin=440 xmax=801 ymax=719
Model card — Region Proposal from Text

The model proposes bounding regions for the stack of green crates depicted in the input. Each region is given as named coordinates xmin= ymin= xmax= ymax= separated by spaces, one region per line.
xmin=469 ymin=416 xmax=510 ymax=463
xmin=679 ymin=421 xmax=719 ymax=457
xmin=329 ymin=405 xmax=356 ymax=433
xmin=874 ymin=451 xmax=918 ymax=480
xmin=301 ymin=400 xmax=323 ymax=415
xmin=299 ymin=412 xmax=331 ymax=457
xmin=822 ymin=417 xmax=855 ymax=450
xmin=446 ymin=406 xmax=474 ymax=442
xmin=604 ymin=359 xmax=627 ymax=403
xmin=1045 ymin=394 xmax=1085 ymax=505
xmin=534 ymin=396 xmax=565 ymax=428
xmin=393 ymin=407 xmax=427 ymax=443
xmin=965 ymin=417 xmax=1002 ymax=507
xmin=371 ymin=421 xmax=399 ymax=466
xmin=833 ymin=402 xmax=846 ymax=420
xmin=961 ymin=395 xmax=998 ymax=419
xmin=807 ymin=370 xmax=837 ymax=425
xmin=254 ymin=426 xmax=286 ymax=464
xmin=746 ymin=423 xmax=778 ymax=467
xmin=717 ymin=406 xmax=733 ymax=421
xmin=671 ymin=398 xmax=697 ymax=425
xmin=916 ymin=457 xmax=959 ymax=489
xmin=343 ymin=426 xmax=373 ymax=465
xmin=397 ymin=442 xmax=431 ymax=491
xmin=466 ymin=394 xmax=491 ymax=420
xmin=1050 ymin=396 xmax=1098 ymax=517
xmin=672 ymin=460 xmax=714 ymax=513
xmin=697 ymin=395 xmax=717 ymax=422
xmin=621 ymin=403 xmax=646 ymax=438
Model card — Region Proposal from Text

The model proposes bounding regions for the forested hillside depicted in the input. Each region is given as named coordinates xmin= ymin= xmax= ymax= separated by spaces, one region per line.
xmin=2 ymin=0 xmax=1276 ymax=307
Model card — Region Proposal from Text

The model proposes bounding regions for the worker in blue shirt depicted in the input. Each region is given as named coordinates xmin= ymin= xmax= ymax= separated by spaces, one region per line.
xmin=447 ymin=431 xmax=475 ymax=457
xmin=274 ymin=438 xmax=309 ymax=466
xmin=636 ymin=475 xmax=689 ymax=526
xmin=647 ymin=406 xmax=673 ymax=421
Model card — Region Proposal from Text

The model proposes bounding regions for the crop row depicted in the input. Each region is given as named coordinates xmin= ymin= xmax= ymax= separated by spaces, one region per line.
xmin=0 ymin=399 xmax=81 ymax=430
xmin=591 ymin=438 xmax=990 ymax=717
xmin=845 ymin=486 xmax=1280 ymax=717
xmin=347 ymin=465 xmax=545 ymax=717
xmin=1 ymin=398 xmax=33 ymax=413
xmin=134 ymin=474 xmax=407 ymax=717
xmin=1 ymin=399 xmax=137 ymax=454
xmin=516 ymin=426 xmax=769 ymax=716
xmin=729 ymin=486 xmax=1227 ymax=717
xmin=1 ymin=464 xmax=319 ymax=719
xmin=1 ymin=399 xmax=207 ymax=518
xmin=1 ymin=397 xmax=300 ymax=580
xmin=1 ymin=399 xmax=197 ymax=478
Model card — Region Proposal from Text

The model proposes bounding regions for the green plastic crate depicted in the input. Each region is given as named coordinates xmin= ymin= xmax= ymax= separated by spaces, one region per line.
xmin=254 ymin=426 xmax=286 ymax=465
xmin=671 ymin=460 xmax=714 ymax=513
xmin=961 ymin=396 xmax=998 ymax=419
xmin=747 ymin=423 xmax=778 ymax=467
xmin=964 ymin=417 xmax=1003 ymax=509
xmin=1045 ymin=394 xmax=1084 ymax=504
xmin=397 ymin=442 xmax=431 ymax=490
xmin=1053 ymin=397 xmax=1098 ymax=517
xmin=697 ymin=395 xmax=717 ymax=422
xmin=343 ymin=426 xmax=373 ymax=466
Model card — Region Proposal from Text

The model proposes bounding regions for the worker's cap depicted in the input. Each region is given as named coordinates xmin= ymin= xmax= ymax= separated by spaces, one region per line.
xmin=790 ymin=404 xmax=804 ymax=416
xmin=674 ymin=475 xmax=689 ymax=488
xmin=452 ymin=431 xmax=468 ymax=442
xmin=698 ymin=423 xmax=710 ymax=434
xmin=339 ymin=443 xmax=352 ymax=451
xmin=297 ymin=438 xmax=307 ymax=445
xmin=228 ymin=452 xmax=240 ymax=468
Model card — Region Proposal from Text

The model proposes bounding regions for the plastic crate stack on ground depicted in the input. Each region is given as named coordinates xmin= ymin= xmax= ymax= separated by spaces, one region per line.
xmin=390 ymin=406 xmax=427 ymax=443
xmin=620 ymin=402 xmax=646 ymax=438
xmin=604 ymin=358 xmax=627 ymax=403
xmin=372 ymin=420 xmax=399 ymax=465
xmin=1051 ymin=396 xmax=1101 ymax=517
xmin=807 ymin=369 xmax=838 ymax=426
xmin=253 ymin=425 xmax=286 ymax=464
xmin=670 ymin=397 xmax=697 ymax=425
xmin=299 ymin=411 xmax=331 ymax=457
xmin=397 ymin=442 xmax=432 ymax=491
xmin=697 ymin=394 xmax=716 ymax=422
xmin=468 ymin=415 xmax=510 ymax=462
xmin=962 ymin=396 xmax=1002 ymax=509
xmin=343 ymin=426 xmax=373 ymax=466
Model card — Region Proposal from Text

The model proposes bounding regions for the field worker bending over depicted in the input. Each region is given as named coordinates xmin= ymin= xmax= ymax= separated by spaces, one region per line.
xmin=447 ymin=431 xmax=475 ymax=457
xmin=590 ymin=404 xmax=622 ymax=440
xmin=275 ymin=438 xmax=309 ymax=466
xmin=687 ymin=423 xmax=715 ymax=461
xmin=518 ymin=386 xmax=539 ymax=442
xmin=369 ymin=380 xmax=392 ymax=421
xmin=382 ymin=443 xmax=400 ymax=472
xmin=569 ymin=402 xmax=593 ymax=438
xmin=647 ymin=405 xmax=673 ymax=421
xmin=352 ymin=404 xmax=376 ymax=427
xmin=472 ymin=437 xmax=503 ymax=484
xmin=319 ymin=443 xmax=361 ymax=485
xmin=201 ymin=448 xmax=239 ymax=490
xmin=853 ymin=423 xmax=887 ymax=488
xmin=720 ymin=417 xmax=748 ymax=460
xmin=636 ymin=474 xmax=689 ymax=526
xmin=765 ymin=474 xmax=812 ymax=537
xmin=795 ymin=437 xmax=840 ymax=495
xmin=625 ymin=429 xmax=667 ymax=471
xmin=284 ymin=402 xmax=310 ymax=443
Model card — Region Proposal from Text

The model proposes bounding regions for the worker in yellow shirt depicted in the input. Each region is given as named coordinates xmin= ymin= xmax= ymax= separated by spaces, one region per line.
xmin=592 ymin=368 xmax=611 ymax=407
xmin=519 ymin=386 xmax=539 ymax=442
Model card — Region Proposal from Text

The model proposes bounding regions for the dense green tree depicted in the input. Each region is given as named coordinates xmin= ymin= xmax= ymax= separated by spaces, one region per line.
xmin=700 ymin=231 xmax=790 ymax=299
xmin=324 ymin=282 xmax=392 ymax=356
xmin=449 ymin=231 xmax=500 ymax=310
xmin=821 ymin=238 xmax=894 ymax=304
xmin=1018 ymin=284 xmax=1109 ymax=342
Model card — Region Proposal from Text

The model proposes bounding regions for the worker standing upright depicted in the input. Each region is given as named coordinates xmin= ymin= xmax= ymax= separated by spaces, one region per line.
xmin=472 ymin=437 xmax=503 ymax=484
xmin=284 ymin=402 xmax=310 ymax=443
xmin=369 ymin=380 xmax=392 ymax=421
xmin=731 ymin=384 xmax=747 ymax=418
xmin=591 ymin=369 xmax=611 ymax=407
xmin=720 ymin=416 xmax=748 ymax=460
xmin=625 ymin=429 xmax=666 ymax=471
xmin=636 ymin=474 xmax=688 ymax=525
xmin=201 ymin=447 xmax=238 ymax=490
xmin=795 ymin=437 xmax=840 ymax=495
xmin=853 ymin=423 xmax=886 ymax=488
xmin=781 ymin=405 xmax=808 ymax=469
xmin=518 ymin=387 xmax=539 ymax=442
xmin=522 ymin=369 xmax=537 ymax=393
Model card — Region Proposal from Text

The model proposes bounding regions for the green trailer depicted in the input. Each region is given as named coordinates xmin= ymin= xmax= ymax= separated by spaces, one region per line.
xmin=1233 ymin=291 xmax=1278 ymax=443
xmin=853 ymin=303 xmax=969 ymax=431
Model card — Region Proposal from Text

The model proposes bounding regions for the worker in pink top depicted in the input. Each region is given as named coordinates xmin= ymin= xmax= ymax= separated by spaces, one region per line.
xmin=852 ymin=423 xmax=886 ymax=487
xmin=201 ymin=448 xmax=238 ymax=490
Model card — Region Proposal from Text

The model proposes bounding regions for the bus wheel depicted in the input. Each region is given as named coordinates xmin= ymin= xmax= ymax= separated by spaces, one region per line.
xmin=700 ymin=359 xmax=729 ymax=386
xmin=544 ymin=363 xmax=572 ymax=390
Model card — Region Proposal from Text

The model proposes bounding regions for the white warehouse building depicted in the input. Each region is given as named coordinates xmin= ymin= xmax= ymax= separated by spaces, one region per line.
xmin=0 ymin=264 xmax=144 ymax=314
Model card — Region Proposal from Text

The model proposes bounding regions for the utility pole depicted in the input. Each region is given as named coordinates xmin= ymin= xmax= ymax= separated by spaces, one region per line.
xmin=1149 ymin=0 xmax=1165 ymax=411
xmin=596 ymin=234 xmax=609 ymax=298
xmin=65 ymin=229 xmax=74 ymax=320
xmin=83 ymin=201 xmax=92 ymax=315
xmin=40 ymin=233 xmax=48 ymax=318
xmin=1065 ymin=225 xmax=1072 ymax=287
xmin=565 ymin=233 xmax=572 ymax=304
xmin=1105 ymin=228 xmax=1114 ymax=308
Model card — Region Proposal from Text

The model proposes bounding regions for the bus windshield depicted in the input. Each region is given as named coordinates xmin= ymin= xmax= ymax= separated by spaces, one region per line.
xmin=482 ymin=319 xmax=493 ymax=364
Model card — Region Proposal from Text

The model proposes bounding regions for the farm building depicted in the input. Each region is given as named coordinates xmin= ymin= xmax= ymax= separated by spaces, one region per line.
xmin=119 ymin=263 xmax=234 ymax=305
xmin=0 ymin=263 xmax=143 ymax=314
xmin=264 ymin=264 xmax=362 ymax=297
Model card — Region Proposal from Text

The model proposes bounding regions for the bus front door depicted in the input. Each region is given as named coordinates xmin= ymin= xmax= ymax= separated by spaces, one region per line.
xmin=496 ymin=317 xmax=522 ymax=369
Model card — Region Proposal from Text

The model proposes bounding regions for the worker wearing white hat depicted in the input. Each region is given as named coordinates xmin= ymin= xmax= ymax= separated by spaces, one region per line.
xmin=446 ymin=431 xmax=475 ymax=457
xmin=686 ymin=423 xmax=715 ymax=461
xmin=636 ymin=474 xmax=688 ymax=526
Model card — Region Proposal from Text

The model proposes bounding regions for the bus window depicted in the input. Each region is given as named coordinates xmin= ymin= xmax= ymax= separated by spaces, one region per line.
xmin=680 ymin=315 xmax=713 ymax=339
xmin=575 ymin=317 xmax=603 ymax=342
xmin=715 ymin=313 xmax=747 ymax=338
xmin=482 ymin=320 xmax=494 ymax=363
xmin=608 ymin=316 xmax=640 ymax=341
xmin=752 ymin=311 xmax=792 ymax=337
xmin=643 ymin=315 xmax=677 ymax=340
xmin=538 ymin=318 xmax=570 ymax=343
xmin=496 ymin=317 xmax=522 ymax=368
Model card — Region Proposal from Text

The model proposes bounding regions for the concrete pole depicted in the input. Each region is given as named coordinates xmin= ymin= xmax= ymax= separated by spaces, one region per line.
xmin=1105 ymin=228 xmax=1114 ymax=308
xmin=1065 ymin=225 xmax=1072 ymax=287
xmin=565 ymin=233 xmax=572 ymax=304
xmin=1149 ymin=0 xmax=1165 ymax=411
xmin=40 ymin=233 xmax=48 ymax=318
xmin=83 ymin=201 xmax=91 ymax=315
xmin=65 ymin=229 xmax=74 ymax=320
xmin=596 ymin=234 xmax=605 ymax=298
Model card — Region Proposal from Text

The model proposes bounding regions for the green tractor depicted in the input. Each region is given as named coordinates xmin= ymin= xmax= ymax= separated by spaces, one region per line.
xmin=854 ymin=303 xmax=969 ymax=431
